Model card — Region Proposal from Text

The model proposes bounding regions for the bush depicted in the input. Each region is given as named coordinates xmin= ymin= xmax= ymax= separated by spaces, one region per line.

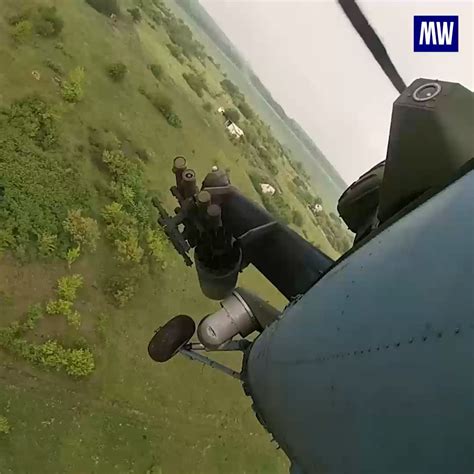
xmin=46 ymin=299 xmax=73 ymax=316
xmin=146 ymin=228 xmax=167 ymax=264
xmin=107 ymin=62 xmax=128 ymax=82
xmin=292 ymin=209 xmax=304 ymax=227
xmin=167 ymin=43 xmax=184 ymax=62
xmin=203 ymin=102 xmax=212 ymax=112
xmin=238 ymin=101 xmax=255 ymax=120
xmin=225 ymin=108 xmax=240 ymax=123
xmin=63 ymin=209 xmax=100 ymax=252
xmin=85 ymin=0 xmax=120 ymax=16
xmin=182 ymin=73 xmax=208 ymax=98
xmin=105 ymin=272 xmax=139 ymax=307
xmin=0 ymin=416 xmax=10 ymax=434
xmin=38 ymin=233 xmax=57 ymax=258
xmin=127 ymin=7 xmax=142 ymax=22
xmin=143 ymin=91 xmax=183 ymax=128
xmin=115 ymin=234 xmax=144 ymax=264
xmin=57 ymin=274 xmax=84 ymax=302
xmin=66 ymin=246 xmax=81 ymax=267
xmin=66 ymin=310 xmax=82 ymax=329
xmin=65 ymin=348 xmax=95 ymax=377
xmin=0 ymin=96 xmax=91 ymax=259
xmin=44 ymin=58 xmax=64 ymax=76
xmin=148 ymin=63 xmax=163 ymax=81
xmin=22 ymin=304 xmax=44 ymax=331
xmin=11 ymin=20 xmax=33 ymax=44
xmin=61 ymin=67 xmax=85 ymax=103
xmin=34 ymin=6 xmax=64 ymax=38
xmin=166 ymin=112 xmax=182 ymax=128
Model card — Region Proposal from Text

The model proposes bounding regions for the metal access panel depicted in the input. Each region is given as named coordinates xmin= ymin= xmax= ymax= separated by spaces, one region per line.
xmin=245 ymin=169 xmax=474 ymax=474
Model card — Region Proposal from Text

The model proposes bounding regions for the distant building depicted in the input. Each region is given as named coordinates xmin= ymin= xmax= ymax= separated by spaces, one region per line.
xmin=311 ymin=203 xmax=323 ymax=213
xmin=260 ymin=183 xmax=276 ymax=196
xmin=224 ymin=119 xmax=244 ymax=139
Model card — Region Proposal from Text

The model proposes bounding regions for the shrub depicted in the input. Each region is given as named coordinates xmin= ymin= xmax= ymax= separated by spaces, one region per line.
xmin=107 ymin=62 xmax=128 ymax=82
xmin=105 ymin=272 xmax=139 ymax=307
xmin=203 ymin=102 xmax=212 ymax=112
xmin=65 ymin=348 xmax=95 ymax=377
xmin=225 ymin=108 xmax=240 ymax=123
xmin=44 ymin=58 xmax=64 ymax=76
xmin=127 ymin=7 xmax=142 ymax=22
xmin=0 ymin=416 xmax=10 ymax=434
xmin=66 ymin=246 xmax=81 ymax=267
xmin=57 ymin=274 xmax=84 ymax=302
xmin=182 ymin=73 xmax=208 ymax=97
xmin=0 ymin=96 xmax=91 ymax=259
xmin=38 ymin=233 xmax=57 ymax=258
xmin=35 ymin=340 xmax=66 ymax=369
xmin=96 ymin=313 xmax=109 ymax=339
xmin=22 ymin=304 xmax=44 ymax=331
xmin=114 ymin=234 xmax=144 ymax=264
xmin=167 ymin=43 xmax=184 ymax=62
xmin=34 ymin=6 xmax=64 ymax=38
xmin=146 ymin=228 xmax=167 ymax=264
xmin=143 ymin=91 xmax=183 ymax=128
xmin=238 ymin=101 xmax=255 ymax=120
xmin=63 ymin=209 xmax=100 ymax=252
xmin=292 ymin=209 xmax=304 ymax=227
xmin=85 ymin=0 xmax=120 ymax=16
xmin=102 ymin=202 xmax=137 ymax=240
xmin=148 ymin=63 xmax=163 ymax=81
xmin=166 ymin=112 xmax=182 ymax=128
xmin=66 ymin=310 xmax=82 ymax=329
xmin=46 ymin=299 xmax=73 ymax=316
xmin=11 ymin=20 xmax=33 ymax=44
xmin=61 ymin=67 xmax=85 ymax=103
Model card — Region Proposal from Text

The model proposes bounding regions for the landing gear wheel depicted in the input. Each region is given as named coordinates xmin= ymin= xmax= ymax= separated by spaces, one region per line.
xmin=148 ymin=315 xmax=196 ymax=362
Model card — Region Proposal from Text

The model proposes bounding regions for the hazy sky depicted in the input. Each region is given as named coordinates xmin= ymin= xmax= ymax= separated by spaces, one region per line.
xmin=200 ymin=0 xmax=473 ymax=183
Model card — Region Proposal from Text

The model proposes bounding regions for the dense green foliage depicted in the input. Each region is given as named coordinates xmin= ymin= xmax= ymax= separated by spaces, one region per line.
xmin=10 ymin=20 xmax=33 ymax=44
xmin=148 ymin=63 xmax=163 ymax=81
xmin=61 ymin=67 xmax=86 ymax=103
xmin=0 ymin=96 xmax=91 ymax=259
xmin=182 ymin=72 xmax=208 ymax=97
xmin=164 ymin=15 xmax=206 ymax=62
xmin=141 ymin=89 xmax=183 ymax=128
xmin=237 ymin=100 xmax=255 ymax=120
xmin=34 ymin=6 xmax=64 ymax=38
xmin=127 ymin=7 xmax=142 ymax=23
xmin=107 ymin=62 xmax=128 ymax=82
xmin=0 ymin=416 xmax=11 ymax=434
xmin=63 ymin=209 xmax=100 ymax=252
xmin=225 ymin=108 xmax=240 ymax=123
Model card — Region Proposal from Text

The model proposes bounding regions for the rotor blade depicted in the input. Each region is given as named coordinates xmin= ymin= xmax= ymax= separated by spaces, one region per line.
xmin=337 ymin=0 xmax=406 ymax=93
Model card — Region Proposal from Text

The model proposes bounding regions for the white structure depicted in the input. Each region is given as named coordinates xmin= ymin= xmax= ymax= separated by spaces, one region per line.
xmin=224 ymin=119 xmax=244 ymax=139
xmin=311 ymin=203 xmax=323 ymax=213
xmin=260 ymin=183 xmax=276 ymax=196
xmin=217 ymin=106 xmax=226 ymax=114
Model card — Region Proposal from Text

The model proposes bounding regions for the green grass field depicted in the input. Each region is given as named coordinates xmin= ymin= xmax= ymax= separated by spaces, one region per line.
xmin=0 ymin=1 xmax=348 ymax=472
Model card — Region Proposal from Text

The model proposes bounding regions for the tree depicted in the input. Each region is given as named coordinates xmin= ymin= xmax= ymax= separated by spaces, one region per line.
xmin=225 ymin=108 xmax=240 ymax=123
xmin=292 ymin=209 xmax=304 ymax=227
xmin=107 ymin=62 xmax=128 ymax=82
xmin=238 ymin=101 xmax=255 ymax=120
xmin=127 ymin=7 xmax=142 ymax=22
xmin=85 ymin=0 xmax=120 ymax=16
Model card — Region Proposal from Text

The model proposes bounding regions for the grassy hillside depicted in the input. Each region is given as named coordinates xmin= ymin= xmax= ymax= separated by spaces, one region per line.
xmin=0 ymin=1 xmax=350 ymax=472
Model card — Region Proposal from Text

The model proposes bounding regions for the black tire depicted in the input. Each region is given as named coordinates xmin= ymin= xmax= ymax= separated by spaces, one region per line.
xmin=148 ymin=315 xmax=196 ymax=362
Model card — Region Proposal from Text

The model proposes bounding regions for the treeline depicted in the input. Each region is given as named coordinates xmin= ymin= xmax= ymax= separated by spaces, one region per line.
xmin=175 ymin=0 xmax=243 ymax=68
